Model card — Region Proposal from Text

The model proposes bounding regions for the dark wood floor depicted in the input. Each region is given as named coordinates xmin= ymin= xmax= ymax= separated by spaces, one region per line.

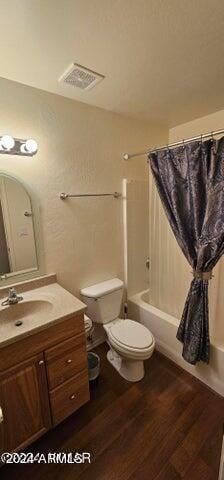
xmin=2 ymin=343 xmax=224 ymax=479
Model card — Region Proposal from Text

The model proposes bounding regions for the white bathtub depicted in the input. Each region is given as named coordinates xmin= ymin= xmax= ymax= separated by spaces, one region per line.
xmin=128 ymin=289 xmax=224 ymax=397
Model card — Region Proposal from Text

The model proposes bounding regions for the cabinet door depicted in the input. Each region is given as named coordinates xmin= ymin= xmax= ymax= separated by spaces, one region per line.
xmin=0 ymin=353 xmax=51 ymax=452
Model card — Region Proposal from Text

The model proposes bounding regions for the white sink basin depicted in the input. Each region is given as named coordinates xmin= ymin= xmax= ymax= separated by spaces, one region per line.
xmin=0 ymin=281 xmax=86 ymax=349
xmin=0 ymin=300 xmax=53 ymax=325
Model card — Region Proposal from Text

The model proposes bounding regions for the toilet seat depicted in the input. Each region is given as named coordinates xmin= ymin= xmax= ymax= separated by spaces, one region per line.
xmin=107 ymin=319 xmax=155 ymax=359
xmin=109 ymin=319 xmax=153 ymax=349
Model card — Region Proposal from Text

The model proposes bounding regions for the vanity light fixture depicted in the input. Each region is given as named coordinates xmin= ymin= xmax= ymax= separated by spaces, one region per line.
xmin=0 ymin=135 xmax=38 ymax=156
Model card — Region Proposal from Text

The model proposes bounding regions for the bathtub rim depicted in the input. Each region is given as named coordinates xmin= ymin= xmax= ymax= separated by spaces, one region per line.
xmin=129 ymin=289 xmax=224 ymax=352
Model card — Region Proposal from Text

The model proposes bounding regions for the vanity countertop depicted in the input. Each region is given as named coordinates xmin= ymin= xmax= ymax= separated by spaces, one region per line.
xmin=0 ymin=282 xmax=86 ymax=349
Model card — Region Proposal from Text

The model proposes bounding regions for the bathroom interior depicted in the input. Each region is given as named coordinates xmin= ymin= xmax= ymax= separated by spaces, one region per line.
xmin=0 ymin=1 xmax=224 ymax=479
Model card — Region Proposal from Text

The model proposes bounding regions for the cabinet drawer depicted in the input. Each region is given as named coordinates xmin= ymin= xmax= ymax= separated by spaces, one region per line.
xmin=45 ymin=334 xmax=87 ymax=389
xmin=0 ymin=314 xmax=85 ymax=373
xmin=50 ymin=371 xmax=89 ymax=425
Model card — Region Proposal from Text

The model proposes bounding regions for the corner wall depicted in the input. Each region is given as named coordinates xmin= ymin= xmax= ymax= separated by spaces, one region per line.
xmin=0 ymin=77 xmax=167 ymax=295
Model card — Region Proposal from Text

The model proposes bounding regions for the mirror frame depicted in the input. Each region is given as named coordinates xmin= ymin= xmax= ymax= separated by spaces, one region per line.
xmin=0 ymin=171 xmax=43 ymax=285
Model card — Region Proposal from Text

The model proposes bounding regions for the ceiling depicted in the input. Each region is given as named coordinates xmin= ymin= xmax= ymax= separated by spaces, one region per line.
xmin=0 ymin=0 xmax=224 ymax=126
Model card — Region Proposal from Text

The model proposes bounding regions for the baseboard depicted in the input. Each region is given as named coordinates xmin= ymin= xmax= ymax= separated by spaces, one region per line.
xmin=87 ymin=338 xmax=105 ymax=351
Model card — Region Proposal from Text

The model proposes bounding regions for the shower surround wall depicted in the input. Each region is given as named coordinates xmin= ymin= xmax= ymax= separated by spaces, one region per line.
xmin=126 ymin=180 xmax=149 ymax=296
xmin=0 ymin=77 xmax=167 ymax=294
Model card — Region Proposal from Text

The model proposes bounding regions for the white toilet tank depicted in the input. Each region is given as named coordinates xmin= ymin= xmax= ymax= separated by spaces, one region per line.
xmin=81 ymin=278 xmax=124 ymax=324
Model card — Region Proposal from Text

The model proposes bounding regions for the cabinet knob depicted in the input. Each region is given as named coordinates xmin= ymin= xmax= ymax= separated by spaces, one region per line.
xmin=38 ymin=360 xmax=44 ymax=366
xmin=70 ymin=393 xmax=78 ymax=400
xmin=66 ymin=359 xmax=72 ymax=364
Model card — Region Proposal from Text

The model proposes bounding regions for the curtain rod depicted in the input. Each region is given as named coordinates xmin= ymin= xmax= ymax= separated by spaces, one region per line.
xmin=122 ymin=128 xmax=224 ymax=160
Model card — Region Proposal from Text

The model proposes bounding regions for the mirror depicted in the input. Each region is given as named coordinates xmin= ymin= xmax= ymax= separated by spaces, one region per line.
xmin=0 ymin=174 xmax=37 ymax=279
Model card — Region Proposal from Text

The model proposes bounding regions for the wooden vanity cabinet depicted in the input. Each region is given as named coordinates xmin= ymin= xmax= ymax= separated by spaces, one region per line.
xmin=0 ymin=313 xmax=89 ymax=453
xmin=0 ymin=354 xmax=51 ymax=452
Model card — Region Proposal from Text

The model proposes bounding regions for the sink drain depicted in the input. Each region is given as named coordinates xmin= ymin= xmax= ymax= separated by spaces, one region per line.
xmin=15 ymin=320 xmax=23 ymax=327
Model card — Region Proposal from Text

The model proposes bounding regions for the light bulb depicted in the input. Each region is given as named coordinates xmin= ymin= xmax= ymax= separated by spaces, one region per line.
xmin=25 ymin=138 xmax=38 ymax=153
xmin=20 ymin=138 xmax=38 ymax=154
xmin=0 ymin=135 xmax=15 ymax=150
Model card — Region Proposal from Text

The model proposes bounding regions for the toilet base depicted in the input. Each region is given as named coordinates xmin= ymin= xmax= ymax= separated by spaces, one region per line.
xmin=107 ymin=348 xmax=145 ymax=382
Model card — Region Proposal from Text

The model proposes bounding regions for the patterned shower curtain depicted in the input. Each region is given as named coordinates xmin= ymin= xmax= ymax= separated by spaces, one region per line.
xmin=149 ymin=137 xmax=224 ymax=364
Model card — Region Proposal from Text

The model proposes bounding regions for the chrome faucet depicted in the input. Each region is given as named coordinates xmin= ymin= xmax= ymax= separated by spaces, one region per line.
xmin=1 ymin=288 xmax=23 ymax=306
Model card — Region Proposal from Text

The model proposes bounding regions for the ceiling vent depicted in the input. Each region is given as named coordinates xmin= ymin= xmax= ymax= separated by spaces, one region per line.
xmin=59 ymin=63 xmax=105 ymax=90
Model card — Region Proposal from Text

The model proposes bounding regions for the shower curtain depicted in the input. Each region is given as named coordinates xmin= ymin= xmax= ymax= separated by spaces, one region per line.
xmin=149 ymin=137 xmax=224 ymax=365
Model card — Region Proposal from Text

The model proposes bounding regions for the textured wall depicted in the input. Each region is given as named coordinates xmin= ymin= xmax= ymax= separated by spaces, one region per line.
xmin=0 ymin=77 xmax=167 ymax=295
xmin=148 ymin=109 xmax=224 ymax=340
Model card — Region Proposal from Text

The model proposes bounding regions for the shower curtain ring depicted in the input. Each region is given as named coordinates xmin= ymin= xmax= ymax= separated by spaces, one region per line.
xmin=211 ymin=131 xmax=214 ymax=141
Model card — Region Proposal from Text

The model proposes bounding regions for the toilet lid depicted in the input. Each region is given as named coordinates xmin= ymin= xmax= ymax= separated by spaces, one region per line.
xmin=109 ymin=319 xmax=154 ymax=349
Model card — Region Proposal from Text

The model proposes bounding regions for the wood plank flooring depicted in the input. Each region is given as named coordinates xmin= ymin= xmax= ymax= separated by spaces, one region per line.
xmin=1 ymin=343 xmax=224 ymax=479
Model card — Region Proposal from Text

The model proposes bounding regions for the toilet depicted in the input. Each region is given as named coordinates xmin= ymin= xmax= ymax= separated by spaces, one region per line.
xmin=81 ymin=278 xmax=155 ymax=382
